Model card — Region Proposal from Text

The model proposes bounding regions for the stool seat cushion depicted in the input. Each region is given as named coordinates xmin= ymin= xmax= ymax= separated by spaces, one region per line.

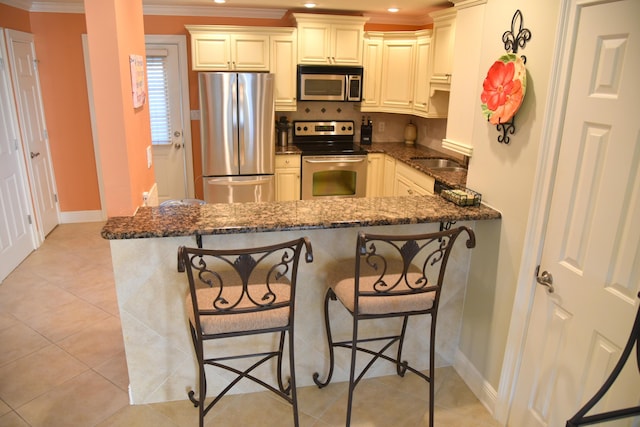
xmin=333 ymin=273 xmax=435 ymax=315
xmin=186 ymin=283 xmax=291 ymax=335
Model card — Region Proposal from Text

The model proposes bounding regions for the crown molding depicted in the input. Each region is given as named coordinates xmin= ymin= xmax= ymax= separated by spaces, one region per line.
xmin=0 ymin=0 xmax=32 ymax=11
xmin=365 ymin=12 xmax=432 ymax=26
xmin=143 ymin=4 xmax=287 ymax=18
xmin=30 ymin=1 xmax=83 ymax=13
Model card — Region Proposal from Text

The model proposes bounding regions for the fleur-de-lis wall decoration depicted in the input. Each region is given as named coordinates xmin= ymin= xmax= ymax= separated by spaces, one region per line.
xmin=480 ymin=10 xmax=532 ymax=144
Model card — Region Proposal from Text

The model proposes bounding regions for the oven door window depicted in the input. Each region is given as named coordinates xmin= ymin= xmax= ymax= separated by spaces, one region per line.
xmin=312 ymin=170 xmax=357 ymax=197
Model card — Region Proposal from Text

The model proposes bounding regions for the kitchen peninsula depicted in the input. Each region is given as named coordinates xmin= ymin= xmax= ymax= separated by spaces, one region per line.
xmin=102 ymin=195 xmax=500 ymax=404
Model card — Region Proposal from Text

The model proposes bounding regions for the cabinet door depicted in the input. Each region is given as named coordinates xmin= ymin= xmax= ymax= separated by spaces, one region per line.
xmin=361 ymin=37 xmax=382 ymax=109
xmin=275 ymin=155 xmax=301 ymax=201
xmin=191 ymin=34 xmax=231 ymax=70
xmin=382 ymin=155 xmax=396 ymax=196
xmin=394 ymin=162 xmax=435 ymax=196
xmin=271 ymin=33 xmax=297 ymax=111
xmin=380 ymin=39 xmax=416 ymax=112
xmin=430 ymin=17 xmax=455 ymax=85
xmin=413 ymin=36 xmax=431 ymax=116
xmin=331 ymin=25 xmax=363 ymax=65
xmin=231 ymin=34 xmax=270 ymax=71
xmin=297 ymin=23 xmax=331 ymax=64
xmin=366 ymin=153 xmax=384 ymax=197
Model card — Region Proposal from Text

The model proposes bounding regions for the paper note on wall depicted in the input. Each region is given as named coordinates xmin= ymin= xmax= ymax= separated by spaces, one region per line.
xmin=129 ymin=54 xmax=146 ymax=108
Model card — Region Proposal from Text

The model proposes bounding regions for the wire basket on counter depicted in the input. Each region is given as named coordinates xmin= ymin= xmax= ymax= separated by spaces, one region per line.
xmin=441 ymin=187 xmax=482 ymax=207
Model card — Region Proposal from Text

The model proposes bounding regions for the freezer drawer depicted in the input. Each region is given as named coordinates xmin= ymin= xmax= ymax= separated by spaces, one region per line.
xmin=203 ymin=175 xmax=275 ymax=204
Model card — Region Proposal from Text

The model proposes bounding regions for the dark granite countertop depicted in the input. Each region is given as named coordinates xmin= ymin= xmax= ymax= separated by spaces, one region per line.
xmin=276 ymin=141 xmax=466 ymax=188
xmin=102 ymin=195 xmax=500 ymax=240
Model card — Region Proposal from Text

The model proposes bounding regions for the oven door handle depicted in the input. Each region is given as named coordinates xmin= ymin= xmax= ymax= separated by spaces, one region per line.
xmin=304 ymin=157 xmax=367 ymax=164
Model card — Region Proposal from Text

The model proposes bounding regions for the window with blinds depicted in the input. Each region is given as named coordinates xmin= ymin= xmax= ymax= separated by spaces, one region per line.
xmin=146 ymin=54 xmax=171 ymax=145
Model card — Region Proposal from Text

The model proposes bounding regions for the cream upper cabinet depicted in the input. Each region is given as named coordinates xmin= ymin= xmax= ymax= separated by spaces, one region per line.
xmin=428 ymin=9 xmax=456 ymax=91
xmin=270 ymin=30 xmax=297 ymax=111
xmin=379 ymin=35 xmax=416 ymax=114
xmin=361 ymin=33 xmax=383 ymax=109
xmin=186 ymin=26 xmax=270 ymax=71
xmin=275 ymin=154 xmax=301 ymax=201
xmin=412 ymin=31 xmax=432 ymax=117
xmin=293 ymin=14 xmax=368 ymax=65
xmin=394 ymin=162 xmax=435 ymax=196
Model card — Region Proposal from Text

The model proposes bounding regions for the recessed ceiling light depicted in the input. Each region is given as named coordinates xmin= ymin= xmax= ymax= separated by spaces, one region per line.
xmin=214 ymin=0 xmax=226 ymax=3
xmin=304 ymin=2 xmax=316 ymax=8
xmin=388 ymin=7 xmax=399 ymax=13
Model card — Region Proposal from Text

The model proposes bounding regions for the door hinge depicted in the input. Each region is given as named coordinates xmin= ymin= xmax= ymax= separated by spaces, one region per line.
xmin=44 ymin=129 xmax=49 ymax=140
xmin=27 ymin=214 xmax=32 ymax=225
xmin=54 ymin=194 xmax=58 ymax=203
xmin=33 ymin=58 xmax=39 ymax=71
xmin=0 ymin=57 xmax=4 ymax=70
xmin=14 ymin=138 xmax=19 ymax=151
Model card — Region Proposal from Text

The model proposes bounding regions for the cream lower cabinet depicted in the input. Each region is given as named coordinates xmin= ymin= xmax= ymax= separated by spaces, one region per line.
xmin=382 ymin=155 xmax=396 ymax=196
xmin=275 ymin=154 xmax=301 ymax=201
xmin=394 ymin=162 xmax=435 ymax=196
xmin=366 ymin=153 xmax=384 ymax=197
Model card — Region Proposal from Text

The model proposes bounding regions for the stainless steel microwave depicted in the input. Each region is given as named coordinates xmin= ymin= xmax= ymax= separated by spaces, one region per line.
xmin=297 ymin=65 xmax=363 ymax=102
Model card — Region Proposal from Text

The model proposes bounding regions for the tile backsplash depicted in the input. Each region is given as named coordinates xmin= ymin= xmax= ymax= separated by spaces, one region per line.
xmin=277 ymin=101 xmax=450 ymax=155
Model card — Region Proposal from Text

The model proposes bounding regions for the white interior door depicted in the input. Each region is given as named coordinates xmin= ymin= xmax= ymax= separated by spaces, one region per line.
xmin=5 ymin=29 xmax=58 ymax=239
xmin=0 ymin=30 xmax=36 ymax=282
xmin=508 ymin=1 xmax=640 ymax=425
xmin=145 ymin=36 xmax=194 ymax=203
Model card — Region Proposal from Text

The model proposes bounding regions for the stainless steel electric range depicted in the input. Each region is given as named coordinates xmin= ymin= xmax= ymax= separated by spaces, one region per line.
xmin=292 ymin=120 xmax=368 ymax=200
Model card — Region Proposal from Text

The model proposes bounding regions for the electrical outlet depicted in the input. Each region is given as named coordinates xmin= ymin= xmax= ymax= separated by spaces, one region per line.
xmin=146 ymin=145 xmax=152 ymax=169
xmin=378 ymin=121 xmax=385 ymax=132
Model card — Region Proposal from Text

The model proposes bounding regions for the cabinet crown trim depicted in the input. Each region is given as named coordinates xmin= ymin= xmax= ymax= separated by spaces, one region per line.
xmin=185 ymin=25 xmax=295 ymax=35
xmin=292 ymin=13 xmax=369 ymax=25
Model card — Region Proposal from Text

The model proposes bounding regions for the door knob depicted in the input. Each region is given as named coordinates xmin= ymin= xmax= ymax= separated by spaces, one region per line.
xmin=174 ymin=142 xmax=182 ymax=149
xmin=30 ymin=151 xmax=40 ymax=159
xmin=535 ymin=267 xmax=555 ymax=293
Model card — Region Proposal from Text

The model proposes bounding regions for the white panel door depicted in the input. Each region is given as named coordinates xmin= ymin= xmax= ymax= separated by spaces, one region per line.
xmin=509 ymin=1 xmax=640 ymax=426
xmin=146 ymin=36 xmax=194 ymax=203
xmin=0 ymin=30 xmax=35 ymax=281
xmin=5 ymin=29 xmax=58 ymax=239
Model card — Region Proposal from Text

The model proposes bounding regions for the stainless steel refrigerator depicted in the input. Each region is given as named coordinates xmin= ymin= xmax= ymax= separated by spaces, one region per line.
xmin=199 ymin=72 xmax=276 ymax=203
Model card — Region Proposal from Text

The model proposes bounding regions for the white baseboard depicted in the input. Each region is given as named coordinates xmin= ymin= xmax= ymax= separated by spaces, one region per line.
xmin=454 ymin=349 xmax=499 ymax=420
xmin=59 ymin=210 xmax=106 ymax=224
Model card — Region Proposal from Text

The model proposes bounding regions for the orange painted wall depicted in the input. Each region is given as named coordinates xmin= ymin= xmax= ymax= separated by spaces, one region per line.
xmin=0 ymin=4 xmax=30 ymax=31
xmin=29 ymin=13 xmax=100 ymax=212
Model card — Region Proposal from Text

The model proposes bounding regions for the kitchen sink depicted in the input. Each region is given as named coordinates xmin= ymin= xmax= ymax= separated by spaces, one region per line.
xmin=410 ymin=157 xmax=466 ymax=172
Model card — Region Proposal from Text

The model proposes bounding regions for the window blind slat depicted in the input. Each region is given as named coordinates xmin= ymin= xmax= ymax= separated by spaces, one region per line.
xmin=146 ymin=55 xmax=171 ymax=145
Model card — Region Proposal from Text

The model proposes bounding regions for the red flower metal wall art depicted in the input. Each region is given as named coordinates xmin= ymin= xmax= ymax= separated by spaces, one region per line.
xmin=481 ymin=10 xmax=531 ymax=144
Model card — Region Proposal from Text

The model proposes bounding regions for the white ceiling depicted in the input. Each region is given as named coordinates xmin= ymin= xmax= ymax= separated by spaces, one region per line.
xmin=4 ymin=0 xmax=453 ymax=25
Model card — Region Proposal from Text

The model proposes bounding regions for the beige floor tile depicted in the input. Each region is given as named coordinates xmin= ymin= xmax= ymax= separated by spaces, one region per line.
xmin=0 ymin=322 xmax=50 ymax=367
xmin=96 ymin=403 xmax=180 ymax=427
xmin=0 ymin=398 xmax=11 ymax=416
xmin=148 ymin=398 xmax=207 ymax=426
xmin=57 ymin=315 xmax=124 ymax=368
xmin=16 ymin=370 xmax=129 ymax=427
xmin=0 ymin=313 xmax=20 ymax=332
xmin=19 ymin=297 xmax=112 ymax=343
xmin=94 ymin=350 xmax=130 ymax=392
xmin=0 ymin=410 xmax=30 ymax=427
xmin=0 ymin=344 xmax=88 ymax=408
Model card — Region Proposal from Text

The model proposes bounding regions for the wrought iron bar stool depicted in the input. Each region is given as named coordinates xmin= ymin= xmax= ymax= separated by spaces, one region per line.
xmin=178 ymin=237 xmax=313 ymax=427
xmin=312 ymin=226 xmax=475 ymax=426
